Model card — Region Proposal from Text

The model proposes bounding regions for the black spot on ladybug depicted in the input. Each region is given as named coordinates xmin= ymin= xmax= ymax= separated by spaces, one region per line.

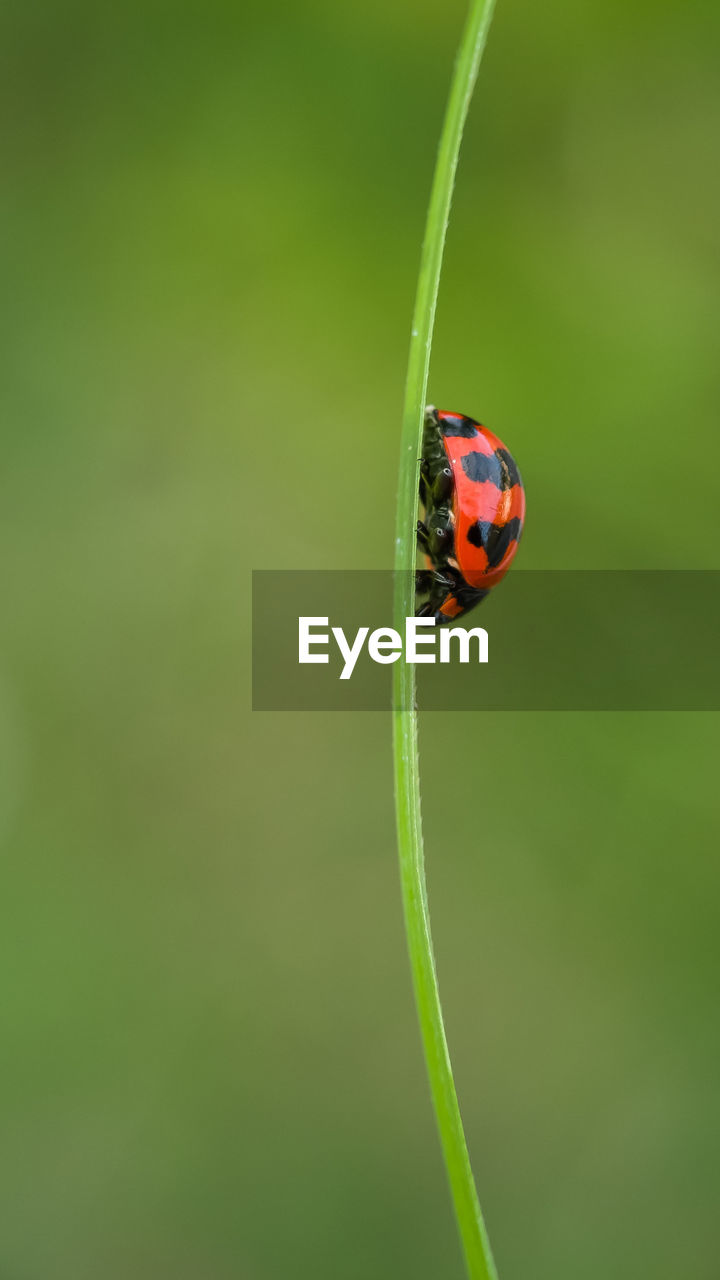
xmin=460 ymin=450 xmax=503 ymax=486
xmin=467 ymin=517 xmax=523 ymax=568
xmin=495 ymin=448 xmax=522 ymax=490
xmin=440 ymin=415 xmax=479 ymax=439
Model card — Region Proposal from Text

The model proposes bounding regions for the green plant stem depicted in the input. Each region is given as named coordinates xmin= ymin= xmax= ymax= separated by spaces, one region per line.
xmin=392 ymin=1 xmax=498 ymax=1278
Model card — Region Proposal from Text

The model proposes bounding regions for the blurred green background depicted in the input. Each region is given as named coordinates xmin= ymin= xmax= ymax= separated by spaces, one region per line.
xmin=1 ymin=0 xmax=719 ymax=1277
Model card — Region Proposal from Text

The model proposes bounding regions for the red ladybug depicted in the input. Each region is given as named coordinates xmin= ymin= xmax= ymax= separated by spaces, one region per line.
xmin=417 ymin=406 xmax=526 ymax=623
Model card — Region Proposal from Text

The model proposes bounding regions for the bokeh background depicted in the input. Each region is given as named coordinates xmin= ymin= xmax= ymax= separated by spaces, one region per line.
xmin=2 ymin=0 xmax=720 ymax=1277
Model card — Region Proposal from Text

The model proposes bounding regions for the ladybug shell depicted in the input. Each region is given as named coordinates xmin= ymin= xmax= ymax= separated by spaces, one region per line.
xmin=438 ymin=411 xmax=525 ymax=591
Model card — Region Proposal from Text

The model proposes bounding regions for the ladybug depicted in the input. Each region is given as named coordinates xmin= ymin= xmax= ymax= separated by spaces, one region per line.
xmin=416 ymin=405 xmax=525 ymax=623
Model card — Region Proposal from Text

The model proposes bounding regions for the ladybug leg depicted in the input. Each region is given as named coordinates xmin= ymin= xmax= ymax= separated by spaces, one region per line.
xmin=431 ymin=465 xmax=453 ymax=504
xmin=416 ymin=520 xmax=431 ymax=555
xmin=427 ymin=570 xmax=456 ymax=600
xmin=415 ymin=563 xmax=443 ymax=617
xmin=426 ymin=507 xmax=453 ymax=561
xmin=412 ymin=565 xmax=450 ymax=593
xmin=416 ymin=568 xmax=457 ymax=619
xmin=416 ymin=567 xmax=453 ymax=591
